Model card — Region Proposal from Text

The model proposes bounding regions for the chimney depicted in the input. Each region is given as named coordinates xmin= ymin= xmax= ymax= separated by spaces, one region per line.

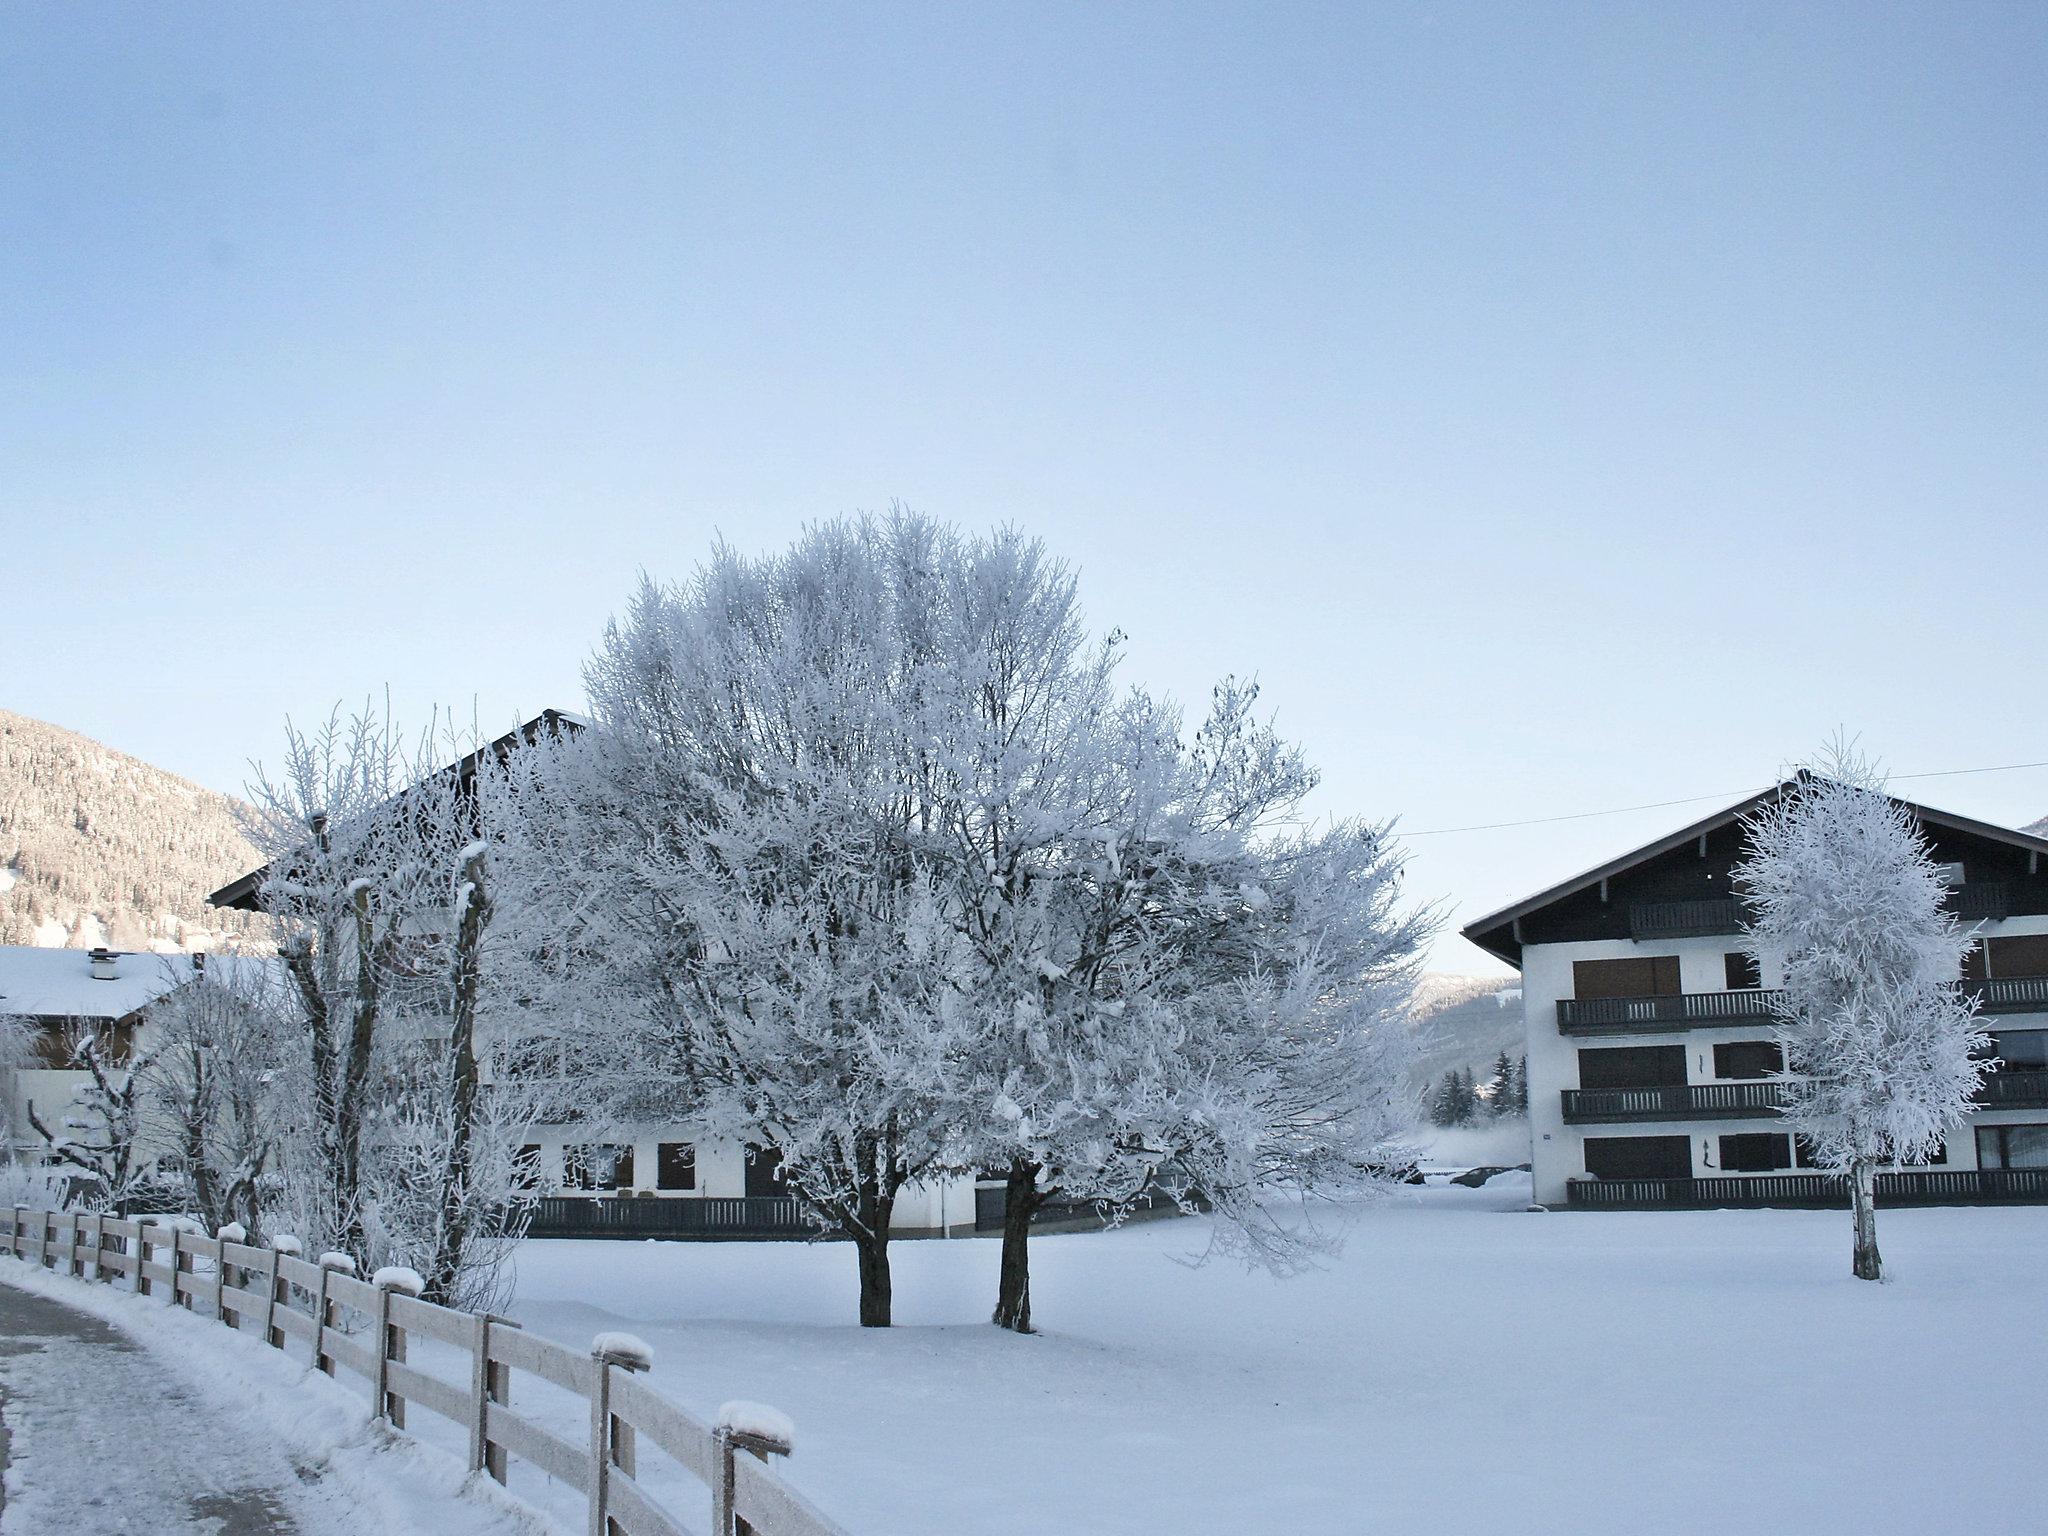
xmin=89 ymin=947 xmax=118 ymax=981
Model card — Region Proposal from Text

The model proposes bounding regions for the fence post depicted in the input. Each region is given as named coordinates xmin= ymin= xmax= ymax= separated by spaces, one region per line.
xmin=479 ymin=1315 xmax=517 ymax=1484
xmin=265 ymin=1248 xmax=287 ymax=1349
xmin=164 ymin=1224 xmax=180 ymax=1304
xmin=589 ymin=1336 xmax=651 ymax=1536
xmin=713 ymin=1410 xmax=794 ymax=1536
xmin=135 ymin=1221 xmax=150 ymax=1298
xmin=175 ymin=1228 xmax=195 ymax=1309
xmin=35 ymin=1207 xmax=49 ymax=1269
xmin=7 ymin=1204 xmax=18 ymax=1260
xmin=314 ymin=1254 xmax=354 ymax=1376
xmin=371 ymin=1268 xmax=421 ymax=1426
xmin=370 ymin=1283 xmax=393 ymax=1422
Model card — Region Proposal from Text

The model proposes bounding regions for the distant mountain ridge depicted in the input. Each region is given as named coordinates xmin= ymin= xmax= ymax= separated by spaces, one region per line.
xmin=0 ymin=708 xmax=269 ymax=952
xmin=1408 ymin=972 xmax=1523 ymax=1089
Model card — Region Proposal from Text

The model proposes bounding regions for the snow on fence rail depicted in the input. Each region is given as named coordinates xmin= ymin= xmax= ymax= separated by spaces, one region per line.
xmin=1 ymin=1205 xmax=852 ymax=1536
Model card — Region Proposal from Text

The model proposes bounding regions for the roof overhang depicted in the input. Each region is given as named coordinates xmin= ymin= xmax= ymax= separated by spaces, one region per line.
xmin=207 ymin=708 xmax=585 ymax=912
xmin=1459 ymin=779 xmax=2048 ymax=969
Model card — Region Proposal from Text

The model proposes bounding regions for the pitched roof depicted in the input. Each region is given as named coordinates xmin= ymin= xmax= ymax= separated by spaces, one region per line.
xmin=0 ymin=946 xmax=195 ymax=1020
xmin=1459 ymin=779 xmax=2048 ymax=967
xmin=207 ymin=709 xmax=584 ymax=912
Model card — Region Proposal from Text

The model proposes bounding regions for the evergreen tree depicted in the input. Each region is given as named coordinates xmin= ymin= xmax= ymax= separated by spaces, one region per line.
xmin=1485 ymin=1050 xmax=1516 ymax=1117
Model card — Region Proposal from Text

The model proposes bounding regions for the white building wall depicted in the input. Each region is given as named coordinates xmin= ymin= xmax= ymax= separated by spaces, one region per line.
xmin=1524 ymin=911 xmax=2048 ymax=1206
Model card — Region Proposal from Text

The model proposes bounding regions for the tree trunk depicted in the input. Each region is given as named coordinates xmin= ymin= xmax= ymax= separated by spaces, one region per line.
xmin=992 ymin=1158 xmax=1044 ymax=1334
xmin=854 ymin=1230 xmax=893 ymax=1327
xmin=1850 ymin=1155 xmax=1882 ymax=1281
xmin=427 ymin=846 xmax=490 ymax=1306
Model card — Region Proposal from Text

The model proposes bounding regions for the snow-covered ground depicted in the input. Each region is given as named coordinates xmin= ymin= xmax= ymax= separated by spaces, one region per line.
xmin=501 ymin=1184 xmax=2048 ymax=1536
xmin=0 ymin=1258 xmax=553 ymax=1536
xmin=1410 ymin=1116 xmax=1533 ymax=1171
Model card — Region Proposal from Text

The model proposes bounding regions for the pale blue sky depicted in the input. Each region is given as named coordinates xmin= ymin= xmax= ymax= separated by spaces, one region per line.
xmin=3 ymin=4 xmax=2043 ymax=971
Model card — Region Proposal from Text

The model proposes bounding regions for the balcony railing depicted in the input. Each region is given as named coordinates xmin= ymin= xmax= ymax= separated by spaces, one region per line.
xmin=1628 ymin=899 xmax=1746 ymax=940
xmin=1558 ymin=976 xmax=2048 ymax=1038
xmin=1562 ymin=1081 xmax=1789 ymax=1124
xmin=1976 ymin=1070 xmax=2048 ymax=1109
xmin=1565 ymin=1168 xmax=2048 ymax=1209
xmin=524 ymin=1194 xmax=819 ymax=1240
xmin=1950 ymin=882 xmax=2012 ymax=921
xmin=1557 ymin=989 xmax=1780 ymax=1035
xmin=1623 ymin=884 xmax=2013 ymax=941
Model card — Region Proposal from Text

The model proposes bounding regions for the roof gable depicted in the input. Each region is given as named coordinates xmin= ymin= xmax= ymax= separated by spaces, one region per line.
xmin=1460 ymin=780 xmax=2048 ymax=967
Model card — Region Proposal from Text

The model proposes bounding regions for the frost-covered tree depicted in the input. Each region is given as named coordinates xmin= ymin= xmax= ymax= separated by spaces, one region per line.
xmin=243 ymin=706 xmax=531 ymax=1306
xmin=27 ymin=1027 xmax=157 ymax=1214
xmin=944 ymin=649 xmax=1427 ymax=1331
xmin=492 ymin=515 xmax=1427 ymax=1331
xmin=134 ymin=957 xmax=282 ymax=1237
xmin=486 ymin=532 xmax=972 ymax=1327
xmin=1734 ymin=747 xmax=1989 ymax=1281
xmin=1483 ymin=1051 xmax=1517 ymax=1118
xmin=1430 ymin=1067 xmax=1476 ymax=1128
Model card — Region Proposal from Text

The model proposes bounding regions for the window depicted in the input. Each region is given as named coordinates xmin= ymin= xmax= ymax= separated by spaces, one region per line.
xmin=1962 ymin=942 xmax=1988 ymax=983
xmin=1723 ymin=952 xmax=1762 ymax=991
xmin=1988 ymin=935 xmax=2048 ymax=981
xmin=1583 ymin=1135 xmax=1691 ymax=1180
xmin=1577 ymin=1045 xmax=1686 ymax=1090
xmin=1934 ymin=861 xmax=1966 ymax=889
xmin=1976 ymin=1125 xmax=2048 ymax=1170
xmin=1573 ymin=956 xmax=1681 ymax=1000
xmin=1993 ymin=1032 xmax=2048 ymax=1072
xmin=744 ymin=1144 xmax=788 ymax=1198
xmin=1794 ymin=1134 xmax=1824 ymax=1169
xmin=1719 ymin=1133 xmax=1792 ymax=1173
xmin=1714 ymin=1040 xmax=1783 ymax=1080
xmin=657 ymin=1143 xmax=696 ymax=1191
xmin=564 ymin=1144 xmax=635 ymax=1192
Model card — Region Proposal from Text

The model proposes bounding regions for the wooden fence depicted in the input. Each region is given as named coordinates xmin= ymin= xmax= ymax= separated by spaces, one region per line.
xmin=1 ymin=1205 xmax=853 ymax=1536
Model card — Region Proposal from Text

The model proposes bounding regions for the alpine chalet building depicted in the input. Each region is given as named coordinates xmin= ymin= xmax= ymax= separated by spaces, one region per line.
xmin=1462 ymin=785 xmax=2048 ymax=1209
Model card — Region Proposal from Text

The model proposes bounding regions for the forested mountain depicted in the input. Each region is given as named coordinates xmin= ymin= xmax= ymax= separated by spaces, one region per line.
xmin=1408 ymin=972 xmax=1524 ymax=1090
xmin=0 ymin=708 xmax=269 ymax=952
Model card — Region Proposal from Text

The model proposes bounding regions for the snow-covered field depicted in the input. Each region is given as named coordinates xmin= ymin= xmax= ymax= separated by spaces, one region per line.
xmin=504 ymin=1184 xmax=2048 ymax=1536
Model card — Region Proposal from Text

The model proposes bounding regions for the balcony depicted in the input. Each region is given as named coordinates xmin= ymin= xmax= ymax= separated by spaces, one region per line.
xmin=1558 ymin=976 xmax=2048 ymax=1039
xmin=1565 ymin=1168 xmax=2048 ymax=1209
xmin=1624 ymin=883 xmax=2012 ymax=942
xmin=1557 ymin=989 xmax=1779 ymax=1035
xmin=523 ymin=1195 xmax=819 ymax=1240
xmin=1628 ymin=899 xmax=1746 ymax=940
xmin=1976 ymin=1070 xmax=2048 ymax=1109
xmin=1562 ymin=1081 xmax=1789 ymax=1124
xmin=1951 ymin=882 xmax=2012 ymax=921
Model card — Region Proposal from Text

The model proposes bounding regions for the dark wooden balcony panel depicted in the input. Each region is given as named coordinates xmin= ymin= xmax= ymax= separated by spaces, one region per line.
xmin=1976 ymin=1071 xmax=2048 ymax=1109
xmin=1562 ymin=1081 xmax=1789 ymax=1124
xmin=1557 ymin=989 xmax=1780 ymax=1035
xmin=1950 ymin=882 xmax=2012 ymax=921
xmin=524 ymin=1194 xmax=820 ymax=1240
xmin=1565 ymin=1168 xmax=2048 ymax=1209
xmin=1627 ymin=899 xmax=1747 ymax=940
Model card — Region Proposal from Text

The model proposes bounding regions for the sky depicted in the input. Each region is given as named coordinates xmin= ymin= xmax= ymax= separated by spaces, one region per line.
xmin=2 ymin=4 xmax=2044 ymax=972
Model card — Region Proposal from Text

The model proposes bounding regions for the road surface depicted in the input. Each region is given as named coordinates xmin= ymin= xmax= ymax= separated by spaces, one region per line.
xmin=0 ymin=1277 xmax=303 ymax=1534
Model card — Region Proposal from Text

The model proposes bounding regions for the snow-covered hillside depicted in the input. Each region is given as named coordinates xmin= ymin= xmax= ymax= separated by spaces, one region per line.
xmin=1407 ymin=970 xmax=1524 ymax=1088
xmin=0 ymin=709 xmax=269 ymax=952
xmin=501 ymin=1193 xmax=2048 ymax=1536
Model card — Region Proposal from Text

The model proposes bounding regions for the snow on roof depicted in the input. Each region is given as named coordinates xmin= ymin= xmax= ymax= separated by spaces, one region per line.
xmin=0 ymin=946 xmax=195 ymax=1020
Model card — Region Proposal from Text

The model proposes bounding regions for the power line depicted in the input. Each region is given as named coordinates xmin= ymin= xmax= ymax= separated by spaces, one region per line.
xmin=1403 ymin=757 xmax=2048 ymax=838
